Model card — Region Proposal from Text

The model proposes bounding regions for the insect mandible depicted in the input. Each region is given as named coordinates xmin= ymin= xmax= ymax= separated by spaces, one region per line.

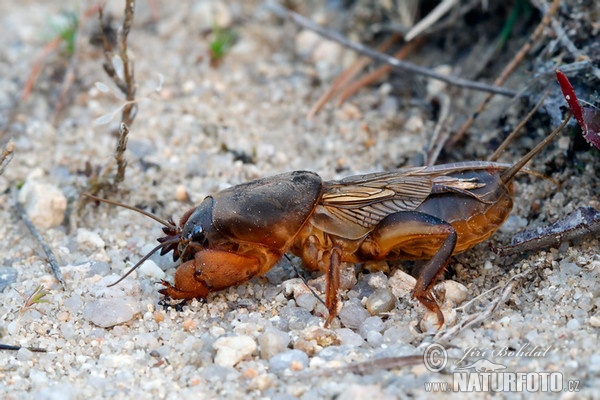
xmin=85 ymin=114 xmax=570 ymax=328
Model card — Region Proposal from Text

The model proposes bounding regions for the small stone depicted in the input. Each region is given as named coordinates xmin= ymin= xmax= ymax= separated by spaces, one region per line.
xmin=366 ymin=331 xmax=383 ymax=347
xmin=268 ymin=349 xmax=309 ymax=373
xmin=438 ymin=280 xmax=468 ymax=306
xmin=339 ymin=299 xmax=370 ymax=329
xmin=76 ymin=228 xmax=105 ymax=249
xmin=302 ymin=326 xmax=340 ymax=348
xmin=0 ymin=266 xmax=18 ymax=292
xmin=279 ymin=303 xmax=313 ymax=331
xmin=82 ymin=297 xmax=141 ymax=328
xmin=258 ymin=329 xmax=290 ymax=360
xmin=589 ymin=315 xmax=600 ymax=327
xmin=389 ymin=270 xmax=416 ymax=299
xmin=175 ymin=185 xmax=189 ymax=202
xmin=566 ymin=318 xmax=580 ymax=330
xmin=420 ymin=306 xmax=457 ymax=332
xmin=383 ymin=326 xmax=416 ymax=344
xmin=138 ymin=259 xmax=166 ymax=281
xmin=182 ymin=319 xmax=197 ymax=331
xmin=18 ymin=175 xmax=67 ymax=229
xmin=17 ymin=347 xmax=34 ymax=362
xmin=359 ymin=316 xmax=385 ymax=339
xmin=366 ymin=289 xmax=396 ymax=316
xmin=213 ymin=335 xmax=257 ymax=367
xmin=296 ymin=292 xmax=317 ymax=312
xmin=335 ymin=328 xmax=364 ymax=347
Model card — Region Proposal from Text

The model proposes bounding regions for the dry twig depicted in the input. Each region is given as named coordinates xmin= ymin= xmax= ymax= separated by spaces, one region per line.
xmin=0 ymin=344 xmax=47 ymax=353
xmin=14 ymin=197 xmax=66 ymax=289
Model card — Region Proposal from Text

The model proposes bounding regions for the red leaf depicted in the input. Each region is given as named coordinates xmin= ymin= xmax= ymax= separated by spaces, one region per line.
xmin=556 ymin=70 xmax=600 ymax=149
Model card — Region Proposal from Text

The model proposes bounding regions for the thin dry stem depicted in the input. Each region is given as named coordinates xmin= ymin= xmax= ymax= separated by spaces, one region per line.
xmin=114 ymin=123 xmax=129 ymax=184
xmin=14 ymin=193 xmax=66 ymax=289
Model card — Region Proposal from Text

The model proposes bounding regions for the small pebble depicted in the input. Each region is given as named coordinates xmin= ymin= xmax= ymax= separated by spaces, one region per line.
xmin=335 ymin=328 xmax=364 ymax=347
xmin=269 ymin=349 xmax=309 ymax=373
xmin=82 ymin=297 xmax=141 ymax=328
xmin=0 ymin=266 xmax=18 ymax=292
xmin=138 ymin=259 xmax=166 ymax=281
xmin=365 ymin=331 xmax=383 ymax=347
xmin=295 ymin=292 xmax=317 ymax=312
xmin=366 ymin=289 xmax=396 ymax=316
xmin=338 ymin=299 xmax=370 ymax=329
xmin=17 ymin=347 xmax=34 ymax=362
xmin=566 ymin=318 xmax=580 ymax=330
xmin=439 ymin=280 xmax=468 ymax=306
xmin=213 ymin=335 xmax=257 ymax=367
xmin=302 ymin=326 xmax=340 ymax=348
xmin=388 ymin=270 xmax=416 ymax=299
xmin=76 ymin=228 xmax=106 ymax=249
xmin=383 ymin=326 xmax=415 ymax=344
xmin=175 ymin=185 xmax=189 ymax=202
xmin=18 ymin=178 xmax=67 ymax=229
xmin=359 ymin=316 xmax=385 ymax=339
xmin=258 ymin=329 xmax=290 ymax=360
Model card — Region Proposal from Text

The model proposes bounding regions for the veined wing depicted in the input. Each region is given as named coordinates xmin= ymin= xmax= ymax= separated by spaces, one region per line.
xmin=314 ymin=163 xmax=503 ymax=239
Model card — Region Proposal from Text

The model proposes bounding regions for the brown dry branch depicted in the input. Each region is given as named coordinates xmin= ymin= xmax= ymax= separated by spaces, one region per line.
xmin=446 ymin=0 xmax=562 ymax=149
xmin=269 ymin=3 xmax=517 ymax=98
xmin=98 ymin=0 xmax=137 ymax=128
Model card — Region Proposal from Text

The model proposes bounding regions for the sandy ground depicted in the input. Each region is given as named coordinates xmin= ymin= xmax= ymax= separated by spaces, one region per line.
xmin=0 ymin=1 xmax=599 ymax=399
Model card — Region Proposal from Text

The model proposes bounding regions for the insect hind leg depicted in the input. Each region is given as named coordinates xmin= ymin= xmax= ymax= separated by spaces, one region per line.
xmin=359 ymin=211 xmax=457 ymax=327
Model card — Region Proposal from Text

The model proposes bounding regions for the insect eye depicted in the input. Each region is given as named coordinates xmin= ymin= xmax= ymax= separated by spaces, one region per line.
xmin=192 ymin=225 xmax=203 ymax=240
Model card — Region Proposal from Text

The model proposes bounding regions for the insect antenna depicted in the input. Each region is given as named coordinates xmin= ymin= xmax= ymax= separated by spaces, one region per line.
xmin=82 ymin=193 xmax=177 ymax=231
xmin=107 ymin=236 xmax=181 ymax=287
xmin=500 ymin=114 xmax=571 ymax=185
xmin=82 ymin=193 xmax=183 ymax=286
